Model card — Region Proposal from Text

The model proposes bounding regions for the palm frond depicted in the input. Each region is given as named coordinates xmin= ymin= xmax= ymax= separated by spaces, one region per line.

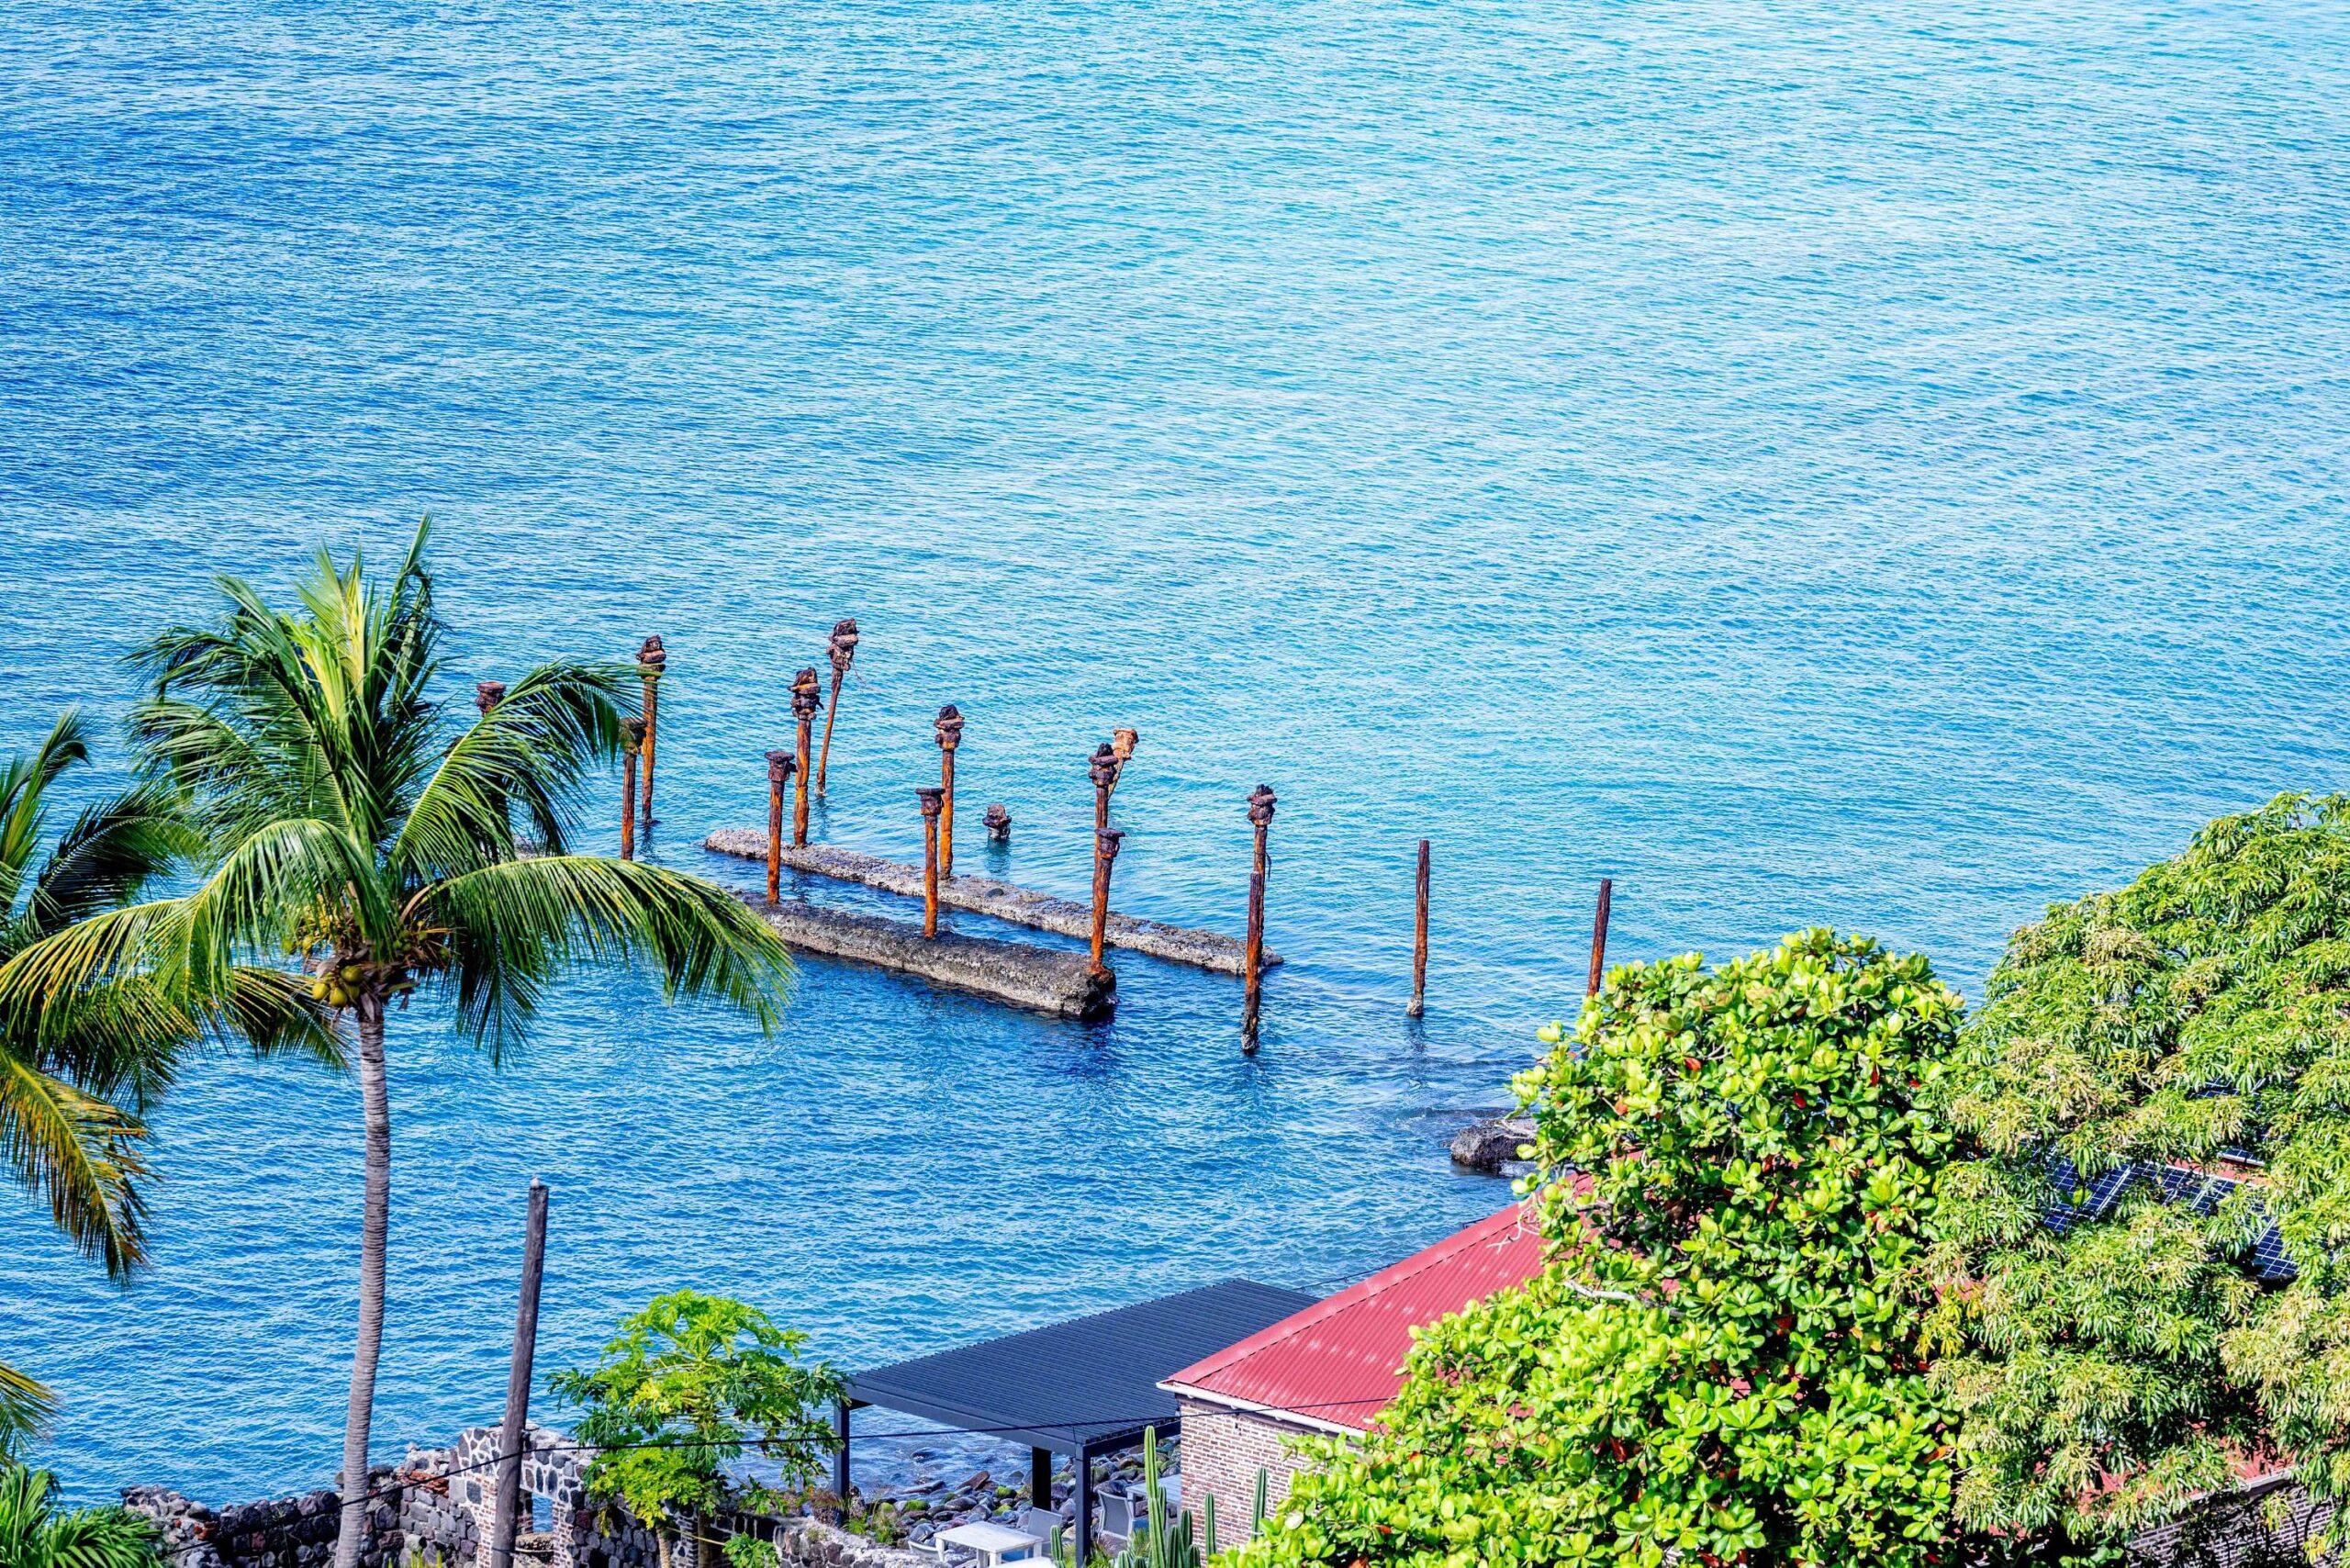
xmin=0 ymin=1049 xmax=151 ymax=1281
xmin=0 ymin=1457 xmax=162 ymax=1566
xmin=392 ymin=660 xmax=632 ymax=881
xmin=423 ymin=856 xmax=793 ymax=1061
xmin=0 ymin=711 xmax=95 ymax=929
xmin=0 ymin=1362 xmax=56 ymax=1459
xmin=167 ymin=817 xmax=376 ymax=987
xmin=25 ymin=783 xmax=194 ymax=940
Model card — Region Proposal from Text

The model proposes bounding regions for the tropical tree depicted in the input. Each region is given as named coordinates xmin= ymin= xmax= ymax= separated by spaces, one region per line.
xmin=0 ymin=522 xmax=795 ymax=1568
xmin=0 ymin=711 xmax=333 ymax=1455
xmin=0 ymin=1458 xmax=160 ymax=1568
xmin=1235 ymin=929 xmax=1970 ymax=1568
xmin=551 ymin=1291 xmax=844 ymax=1568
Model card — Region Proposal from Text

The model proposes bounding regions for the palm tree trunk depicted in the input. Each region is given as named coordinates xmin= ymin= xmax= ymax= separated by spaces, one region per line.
xmin=332 ymin=993 xmax=391 ymax=1568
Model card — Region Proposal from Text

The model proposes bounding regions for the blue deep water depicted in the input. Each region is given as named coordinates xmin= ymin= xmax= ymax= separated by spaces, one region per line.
xmin=5 ymin=0 xmax=2350 ymax=1506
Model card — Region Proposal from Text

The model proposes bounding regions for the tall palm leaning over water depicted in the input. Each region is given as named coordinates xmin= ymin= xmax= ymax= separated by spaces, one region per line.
xmin=0 ymin=711 xmax=336 ymax=1454
xmin=9 ymin=522 xmax=795 ymax=1568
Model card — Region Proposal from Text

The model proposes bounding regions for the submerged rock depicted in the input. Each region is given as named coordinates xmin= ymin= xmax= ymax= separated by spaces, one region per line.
xmin=1449 ymin=1115 xmax=1536 ymax=1174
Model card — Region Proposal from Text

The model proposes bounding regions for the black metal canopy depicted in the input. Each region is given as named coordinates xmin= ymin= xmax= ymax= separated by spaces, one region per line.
xmin=833 ymin=1280 xmax=1315 ymax=1559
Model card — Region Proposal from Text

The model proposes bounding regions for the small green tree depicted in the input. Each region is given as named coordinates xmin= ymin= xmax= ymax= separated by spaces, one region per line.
xmin=0 ymin=1458 xmax=161 ymax=1568
xmin=551 ymin=1292 xmax=844 ymax=1568
xmin=1234 ymin=929 xmax=1967 ymax=1568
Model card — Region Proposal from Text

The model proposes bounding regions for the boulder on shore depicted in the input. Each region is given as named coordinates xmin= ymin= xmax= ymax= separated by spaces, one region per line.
xmin=1449 ymin=1115 xmax=1536 ymax=1174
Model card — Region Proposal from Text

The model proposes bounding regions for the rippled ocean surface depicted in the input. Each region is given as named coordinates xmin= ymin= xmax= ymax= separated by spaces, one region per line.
xmin=4 ymin=0 xmax=2349 ymax=1506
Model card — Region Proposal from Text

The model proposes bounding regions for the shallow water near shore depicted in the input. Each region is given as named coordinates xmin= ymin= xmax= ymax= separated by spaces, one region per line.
xmin=4 ymin=0 xmax=2350 ymax=1506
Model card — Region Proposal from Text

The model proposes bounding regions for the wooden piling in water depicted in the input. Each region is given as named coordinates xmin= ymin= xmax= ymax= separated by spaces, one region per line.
xmin=1091 ymin=827 xmax=1124 ymax=976
xmin=1242 ymin=784 xmax=1275 ymax=1050
xmin=791 ymin=667 xmax=821 ymax=848
xmin=934 ymin=705 xmax=963 ymax=878
xmin=487 ymin=1179 xmax=548 ymax=1568
xmin=818 ymin=619 xmax=857 ymax=793
xmin=620 ymin=717 xmax=643 ymax=861
xmin=917 ymin=787 xmax=946 ymax=938
xmin=766 ymin=750 xmax=792 ymax=903
xmin=1408 ymin=837 xmax=1430 ymax=1018
xmin=1587 ymin=877 xmax=1613 ymax=997
xmin=636 ymin=637 xmax=665 ymax=830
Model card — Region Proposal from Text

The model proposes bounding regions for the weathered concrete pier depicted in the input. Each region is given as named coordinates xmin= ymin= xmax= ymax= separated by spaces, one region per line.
xmin=703 ymin=832 xmax=1280 ymax=975
xmin=744 ymin=893 xmax=1115 ymax=1020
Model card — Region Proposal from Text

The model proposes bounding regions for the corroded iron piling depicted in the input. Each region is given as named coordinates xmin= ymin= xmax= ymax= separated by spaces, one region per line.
xmin=620 ymin=718 xmax=644 ymax=861
xmin=1111 ymin=727 xmax=1139 ymax=791
xmin=934 ymin=704 xmax=964 ymax=878
xmin=1091 ymin=827 xmax=1125 ymax=977
xmin=916 ymin=786 xmax=946 ymax=938
xmin=636 ymin=636 xmax=665 ymax=830
xmin=475 ymin=680 xmax=506 ymax=716
xmin=818 ymin=618 xmax=857 ymax=793
xmin=1587 ymin=877 xmax=1613 ymax=997
xmin=766 ymin=750 xmax=794 ymax=903
xmin=1091 ymin=743 xmax=1118 ymax=833
xmin=791 ymin=666 xmax=822 ymax=848
xmin=1408 ymin=837 xmax=1430 ymax=1018
xmin=983 ymin=803 xmax=1012 ymax=843
xmin=1242 ymin=784 xmax=1276 ymax=1050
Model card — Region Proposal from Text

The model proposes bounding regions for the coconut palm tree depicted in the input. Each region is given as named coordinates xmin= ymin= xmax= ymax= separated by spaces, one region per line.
xmin=0 ymin=711 xmax=334 ymax=1455
xmin=0 ymin=521 xmax=794 ymax=1568
xmin=0 ymin=1458 xmax=161 ymax=1568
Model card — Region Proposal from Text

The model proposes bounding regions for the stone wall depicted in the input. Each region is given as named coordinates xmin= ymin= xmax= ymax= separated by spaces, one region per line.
xmin=126 ymin=1451 xmax=454 ymax=1568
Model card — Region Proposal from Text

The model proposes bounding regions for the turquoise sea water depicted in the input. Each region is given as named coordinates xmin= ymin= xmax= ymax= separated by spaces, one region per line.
xmin=4 ymin=0 xmax=2349 ymax=1506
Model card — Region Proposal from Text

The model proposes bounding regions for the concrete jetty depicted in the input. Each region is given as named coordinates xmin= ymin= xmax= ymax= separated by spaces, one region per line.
xmin=744 ymin=894 xmax=1115 ymax=1020
xmin=704 ymin=832 xmax=1279 ymax=976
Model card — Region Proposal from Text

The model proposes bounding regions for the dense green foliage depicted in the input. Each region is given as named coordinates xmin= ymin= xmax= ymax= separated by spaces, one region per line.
xmin=553 ymin=1291 xmax=844 ymax=1568
xmin=0 ymin=712 xmax=332 ymax=1453
xmin=1234 ymin=929 xmax=1965 ymax=1568
xmin=1930 ymin=793 xmax=2350 ymax=1557
xmin=0 ymin=1459 xmax=160 ymax=1568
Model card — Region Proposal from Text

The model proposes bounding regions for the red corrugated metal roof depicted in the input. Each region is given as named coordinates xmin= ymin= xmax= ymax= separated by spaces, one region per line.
xmin=1160 ymin=1201 xmax=1551 ymax=1432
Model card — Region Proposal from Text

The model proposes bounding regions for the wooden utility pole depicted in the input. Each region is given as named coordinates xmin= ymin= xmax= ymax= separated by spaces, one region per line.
xmin=934 ymin=705 xmax=964 ymax=879
xmin=1586 ymin=877 xmax=1613 ymax=997
xmin=635 ymin=637 xmax=665 ymax=831
xmin=1242 ymin=785 xmax=1276 ymax=1051
xmin=790 ymin=667 xmax=822 ymax=848
xmin=1407 ymin=838 xmax=1430 ymax=1018
xmin=487 ymin=1179 xmax=549 ymax=1568
xmin=766 ymin=750 xmax=793 ymax=903
xmin=619 ymin=718 xmax=643 ymax=861
xmin=916 ymin=787 xmax=946 ymax=938
xmin=475 ymin=680 xmax=506 ymax=716
xmin=1090 ymin=828 xmax=1124 ymax=976
xmin=818 ymin=619 xmax=857 ymax=793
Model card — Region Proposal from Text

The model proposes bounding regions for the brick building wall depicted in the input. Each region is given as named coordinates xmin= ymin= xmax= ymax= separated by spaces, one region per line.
xmin=1174 ymin=1396 xmax=1348 ymax=1552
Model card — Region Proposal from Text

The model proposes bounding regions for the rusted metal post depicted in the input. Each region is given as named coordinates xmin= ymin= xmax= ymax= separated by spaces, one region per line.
xmin=934 ymin=705 xmax=964 ymax=879
xmin=1407 ymin=838 xmax=1430 ymax=1018
xmin=916 ymin=787 xmax=946 ymax=938
xmin=1090 ymin=827 xmax=1124 ymax=977
xmin=487 ymin=1179 xmax=548 ymax=1568
xmin=636 ymin=636 xmax=665 ymax=830
xmin=766 ymin=750 xmax=793 ymax=904
xmin=983 ymin=803 xmax=1012 ymax=843
xmin=619 ymin=718 xmax=643 ymax=861
xmin=1110 ymin=728 xmax=1139 ymax=794
xmin=791 ymin=667 xmax=822 ymax=848
xmin=475 ymin=680 xmax=506 ymax=716
xmin=818 ymin=619 xmax=858 ymax=793
xmin=1587 ymin=877 xmax=1614 ymax=997
xmin=1242 ymin=785 xmax=1276 ymax=1050
xmin=1090 ymin=743 xmax=1118 ymax=833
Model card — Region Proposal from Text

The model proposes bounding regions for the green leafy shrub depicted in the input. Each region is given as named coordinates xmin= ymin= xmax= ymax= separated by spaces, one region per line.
xmin=1930 ymin=793 xmax=2350 ymax=1560
xmin=1231 ymin=929 xmax=1965 ymax=1568
xmin=0 ymin=1460 xmax=160 ymax=1568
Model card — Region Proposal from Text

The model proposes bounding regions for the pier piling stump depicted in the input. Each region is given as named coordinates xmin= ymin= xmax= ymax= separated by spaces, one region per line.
xmin=766 ymin=750 xmax=793 ymax=903
xmin=636 ymin=636 xmax=665 ymax=829
xmin=1408 ymin=837 xmax=1430 ymax=1018
xmin=934 ymin=704 xmax=963 ymax=878
xmin=1587 ymin=877 xmax=1613 ymax=996
xmin=475 ymin=680 xmax=506 ymax=715
xmin=983 ymin=802 xmax=1012 ymax=843
xmin=791 ymin=666 xmax=822 ymax=847
xmin=1091 ymin=827 xmax=1125 ymax=976
xmin=1242 ymin=784 xmax=1276 ymax=1050
xmin=819 ymin=619 xmax=857 ymax=793
xmin=917 ymin=786 xmax=946 ymax=938
xmin=619 ymin=717 xmax=644 ymax=861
